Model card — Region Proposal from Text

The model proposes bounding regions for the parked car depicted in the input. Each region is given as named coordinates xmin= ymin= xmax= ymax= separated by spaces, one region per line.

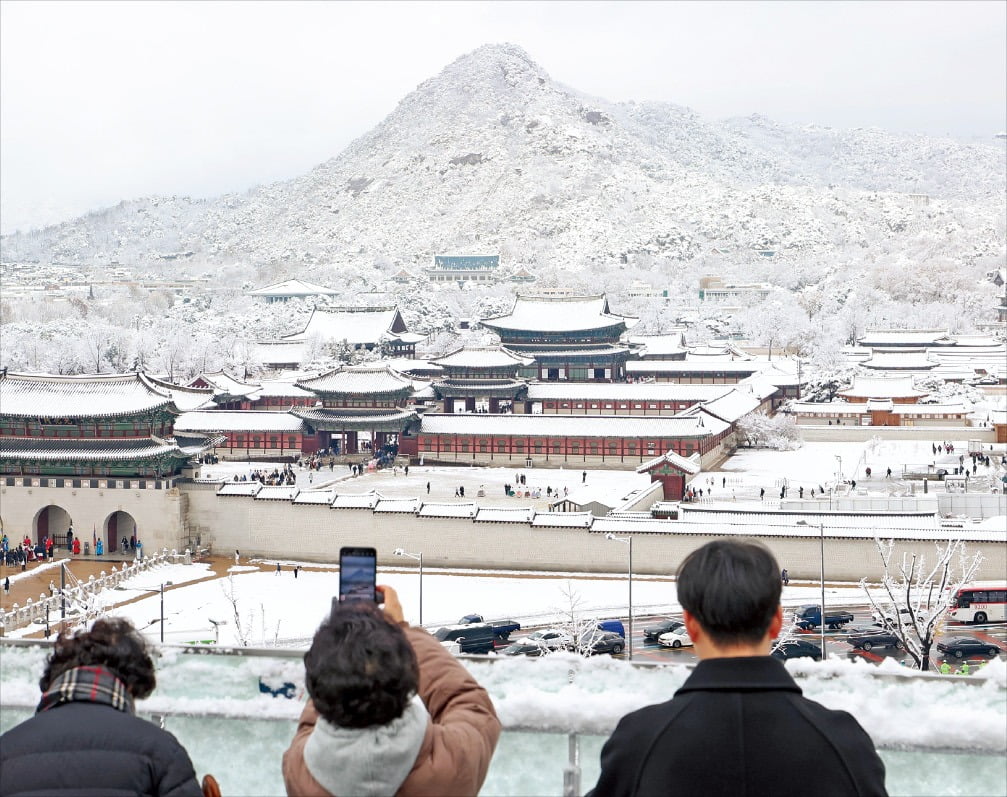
xmin=501 ymin=629 xmax=571 ymax=656
xmin=772 ymin=639 xmax=822 ymax=661
xmin=794 ymin=605 xmax=855 ymax=630
xmin=936 ymin=637 xmax=1003 ymax=659
xmin=870 ymin=606 xmax=928 ymax=628
xmin=643 ymin=618 xmax=683 ymax=641
xmin=845 ymin=626 xmax=903 ymax=652
xmin=500 ymin=639 xmax=550 ymax=657
xmin=576 ymin=630 xmax=626 ymax=656
xmin=658 ymin=627 xmax=693 ymax=649
xmin=457 ymin=614 xmax=522 ymax=641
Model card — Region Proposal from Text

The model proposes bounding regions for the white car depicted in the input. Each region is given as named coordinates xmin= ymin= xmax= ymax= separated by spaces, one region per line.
xmin=871 ymin=607 xmax=928 ymax=627
xmin=658 ymin=627 xmax=693 ymax=649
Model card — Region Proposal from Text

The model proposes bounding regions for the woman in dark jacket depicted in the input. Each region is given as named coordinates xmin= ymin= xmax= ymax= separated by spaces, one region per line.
xmin=0 ymin=617 xmax=202 ymax=797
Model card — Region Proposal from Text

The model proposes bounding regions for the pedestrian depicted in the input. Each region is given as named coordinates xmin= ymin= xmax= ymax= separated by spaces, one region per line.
xmin=281 ymin=586 xmax=500 ymax=796
xmin=0 ymin=618 xmax=203 ymax=796
xmin=235 ymin=550 xmax=240 ymax=564
xmin=454 ymin=487 xmax=459 ymax=498
xmin=781 ymin=568 xmax=789 ymax=586
xmin=722 ymin=477 xmax=726 ymax=489
xmin=582 ymin=471 xmax=587 ymax=483
xmin=589 ymin=540 xmax=886 ymax=795
xmin=3 ymin=576 xmax=8 ymax=595
xmin=404 ymin=465 xmax=409 ymax=476
xmin=851 ymin=480 xmax=856 ymax=491
xmin=886 ymin=467 xmax=892 ymax=478
xmin=798 ymin=486 xmax=803 ymax=498
xmin=276 ymin=562 xmax=282 ymax=576
xmin=294 ymin=566 xmax=300 ymax=579
xmin=759 ymin=487 xmax=765 ymax=500
xmin=459 ymin=485 xmax=465 ymax=498
xmin=427 ymin=481 xmax=431 ymax=494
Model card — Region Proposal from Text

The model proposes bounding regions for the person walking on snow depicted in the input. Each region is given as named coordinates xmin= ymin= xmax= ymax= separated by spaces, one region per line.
xmin=276 ymin=563 xmax=282 ymax=576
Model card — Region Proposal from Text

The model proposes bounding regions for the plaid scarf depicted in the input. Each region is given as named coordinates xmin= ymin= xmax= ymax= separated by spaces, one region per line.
xmin=37 ymin=665 xmax=135 ymax=715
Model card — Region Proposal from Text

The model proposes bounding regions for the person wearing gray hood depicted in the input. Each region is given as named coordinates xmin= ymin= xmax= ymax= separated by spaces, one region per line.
xmin=282 ymin=585 xmax=500 ymax=796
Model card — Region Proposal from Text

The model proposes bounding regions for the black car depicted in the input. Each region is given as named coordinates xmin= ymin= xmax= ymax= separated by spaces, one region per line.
xmin=936 ymin=636 xmax=1002 ymax=659
xmin=500 ymin=640 xmax=550 ymax=657
xmin=845 ymin=626 xmax=903 ymax=652
xmin=576 ymin=630 xmax=625 ymax=656
xmin=772 ymin=639 xmax=822 ymax=661
xmin=643 ymin=619 xmax=684 ymax=641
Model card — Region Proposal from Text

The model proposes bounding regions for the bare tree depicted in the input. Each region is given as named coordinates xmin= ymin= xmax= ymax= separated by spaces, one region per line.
xmin=859 ymin=538 xmax=983 ymax=671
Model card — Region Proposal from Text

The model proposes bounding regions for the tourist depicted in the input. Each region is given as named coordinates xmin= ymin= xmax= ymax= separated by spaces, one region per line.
xmin=276 ymin=563 xmax=282 ymax=576
xmin=588 ymin=540 xmax=886 ymax=796
xmin=0 ymin=618 xmax=202 ymax=796
xmin=282 ymin=586 xmax=500 ymax=796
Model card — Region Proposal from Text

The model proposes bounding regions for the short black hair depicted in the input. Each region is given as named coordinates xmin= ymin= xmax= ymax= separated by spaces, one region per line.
xmin=41 ymin=617 xmax=156 ymax=699
xmin=305 ymin=601 xmax=418 ymax=728
xmin=677 ymin=539 xmax=781 ymax=646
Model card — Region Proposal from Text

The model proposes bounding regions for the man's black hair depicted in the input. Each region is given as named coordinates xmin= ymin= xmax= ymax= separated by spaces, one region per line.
xmin=305 ymin=601 xmax=418 ymax=728
xmin=677 ymin=539 xmax=781 ymax=646
xmin=41 ymin=617 xmax=157 ymax=699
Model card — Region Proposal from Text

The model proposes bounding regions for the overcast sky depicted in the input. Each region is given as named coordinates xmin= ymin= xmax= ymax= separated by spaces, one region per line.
xmin=1 ymin=0 xmax=1004 ymax=234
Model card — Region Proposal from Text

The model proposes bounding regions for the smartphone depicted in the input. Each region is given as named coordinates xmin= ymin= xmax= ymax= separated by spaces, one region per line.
xmin=338 ymin=546 xmax=378 ymax=603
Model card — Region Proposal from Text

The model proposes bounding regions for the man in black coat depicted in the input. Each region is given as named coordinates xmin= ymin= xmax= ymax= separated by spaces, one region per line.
xmin=0 ymin=617 xmax=202 ymax=797
xmin=589 ymin=539 xmax=887 ymax=797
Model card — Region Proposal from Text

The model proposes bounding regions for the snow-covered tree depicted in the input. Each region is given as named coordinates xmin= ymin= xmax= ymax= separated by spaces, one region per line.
xmin=736 ymin=411 xmax=802 ymax=450
xmin=859 ymin=538 xmax=983 ymax=671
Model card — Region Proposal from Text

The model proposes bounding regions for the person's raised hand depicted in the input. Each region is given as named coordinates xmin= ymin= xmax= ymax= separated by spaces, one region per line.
xmin=377 ymin=584 xmax=406 ymax=624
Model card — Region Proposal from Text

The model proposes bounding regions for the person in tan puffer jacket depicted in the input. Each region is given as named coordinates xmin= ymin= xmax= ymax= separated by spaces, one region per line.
xmin=282 ymin=585 xmax=501 ymax=796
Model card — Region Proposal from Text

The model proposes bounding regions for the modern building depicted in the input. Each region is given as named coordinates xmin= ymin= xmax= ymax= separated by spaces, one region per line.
xmin=246 ymin=279 xmax=340 ymax=303
xmin=425 ymin=255 xmax=500 ymax=284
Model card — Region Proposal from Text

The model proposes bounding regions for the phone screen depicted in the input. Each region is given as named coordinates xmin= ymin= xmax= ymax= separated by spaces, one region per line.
xmin=339 ymin=547 xmax=377 ymax=603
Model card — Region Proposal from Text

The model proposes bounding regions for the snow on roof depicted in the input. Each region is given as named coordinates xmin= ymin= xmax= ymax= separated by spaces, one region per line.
xmin=861 ymin=349 xmax=938 ymax=370
xmin=297 ymin=365 xmax=414 ymax=394
xmin=0 ymin=437 xmax=198 ymax=462
xmin=283 ymin=306 xmax=406 ymax=345
xmin=525 ymin=383 xmax=733 ymax=402
xmin=559 ymin=483 xmax=644 ymax=510
xmin=0 ymin=371 xmax=174 ymax=419
xmin=892 ymin=403 xmax=969 ymax=415
xmin=417 ymin=413 xmax=726 ymax=438
xmin=590 ymin=517 xmax=679 ymax=535
xmin=381 ymin=358 xmax=444 ymax=375
xmin=254 ymin=486 xmax=300 ymax=501
xmin=636 ymin=451 xmax=702 ymax=475
xmin=252 ymin=380 xmax=314 ymax=399
xmin=417 ymin=502 xmax=478 ymax=519
xmin=292 ymin=490 xmax=337 ymax=505
xmin=174 ymin=411 xmax=304 ymax=433
xmin=626 ymin=361 xmax=767 ymax=374
xmin=857 ymin=329 xmax=953 ymax=346
xmin=691 ymin=388 xmax=762 ymax=423
xmin=432 ymin=346 xmax=533 ymax=368
xmin=331 ymin=491 xmax=383 ymax=509
xmin=474 ymin=507 xmax=535 ymax=523
xmin=411 ymin=383 xmax=437 ymax=400
xmin=217 ymin=482 xmax=263 ymax=497
xmin=146 ymin=376 xmax=217 ymax=412
xmin=374 ymin=498 xmax=421 ymax=513
xmin=530 ymin=511 xmax=594 ymax=528
xmin=628 ymin=332 xmax=687 ymax=356
xmin=247 ymin=279 xmax=339 ymax=297
xmin=189 ymin=371 xmax=260 ymax=398
xmin=254 ymin=341 xmax=308 ymax=366
xmin=481 ymin=294 xmax=637 ymax=334
xmin=839 ymin=376 xmax=927 ymax=399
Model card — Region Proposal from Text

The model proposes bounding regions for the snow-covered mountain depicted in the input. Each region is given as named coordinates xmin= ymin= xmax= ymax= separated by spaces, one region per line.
xmin=2 ymin=43 xmax=1003 ymax=273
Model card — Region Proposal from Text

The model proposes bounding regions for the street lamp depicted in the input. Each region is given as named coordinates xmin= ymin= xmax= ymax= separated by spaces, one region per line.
xmin=796 ymin=520 xmax=827 ymax=660
xmin=393 ymin=548 xmax=423 ymax=626
xmin=605 ymin=533 xmax=633 ymax=660
xmin=835 ymin=455 xmax=843 ymax=486
xmin=115 ymin=581 xmax=172 ymax=643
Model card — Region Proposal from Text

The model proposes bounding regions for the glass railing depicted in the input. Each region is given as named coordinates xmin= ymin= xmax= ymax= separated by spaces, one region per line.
xmin=2 ymin=640 xmax=1004 ymax=796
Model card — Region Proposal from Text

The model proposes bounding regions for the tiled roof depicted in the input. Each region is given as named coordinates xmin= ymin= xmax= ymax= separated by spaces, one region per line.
xmin=628 ymin=332 xmax=687 ymax=356
xmin=331 ymin=491 xmax=383 ymax=509
xmin=417 ymin=412 xmax=727 ymax=438
xmin=247 ymin=279 xmax=339 ymax=297
xmin=174 ymin=411 xmax=304 ymax=433
xmin=253 ymin=380 xmax=314 ymax=399
xmin=374 ymin=498 xmax=421 ymax=513
xmin=627 ymin=361 xmax=765 ymax=374
xmin=861 ymin=349 xmax=938 ymax=370
xmin=297 ymin=365 xmax=414 ymax=395
xmin=692 ymin=388 xmax=762 ymax=423
xmin=857 ymin=329 xmax=953 ymax=346
xmin=475 ymin=507 xmax=535 ymax=523
xmin=0 ymin=437 xmax=197 ymax=462
xmin=525 ymin=383 xmax=732 ymax=402
xmin=217 ymin=482 xmax=263 ymax=497
xmin=839 ymin=376 xmax=927 ymax=399
xmin=530 ymin=511 xmax=593 ymax=528
xmin=292 ymin=489 xmax=337 ymax=505
xmin=636 ymin=451 xmax=702 ymax=475
xmin=254 ymin=341 xmax=308 ymax=366
xmin=189 ymin=371 xmax=260 ymax=399
xmin=417 ymin=502 xmax=478 ymax=518
xmin=292 ymin=408 xmax=417 ymax=431
xmin=482 ymin=294 xmax=637 ymax=334
xmin=255 ymin=486 xmax=299 ymax=501
xmin=146 ymin=377 xmax=217 ymax=411
xmin=0 ymin=372 xmax=175 ymax=418
xmin=283 ymin=306 xmax=403 ymax=345
xmin=433 ymin=346 xmax=533 ymax=368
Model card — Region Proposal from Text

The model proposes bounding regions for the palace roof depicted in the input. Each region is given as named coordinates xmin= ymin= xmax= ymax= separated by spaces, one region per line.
xmin=857 ymin=329 xmax=954 ymax=347
xmin=283 ymin=306 xmax=423 ymax=346
xmin=432 ymin=346 xmax=533 ymax=369
xmin=416 ymin=412 xmax=728 ymax=438
xmin=188 ymin=371 xmax=260 ymax=400
xmin=525 ymin=383 xmax=733 ymax=402
xmin=627 ymin=361 xmax=768 ymax=376
xmin=636 ymin=451 xmax=703 ymax=475
xmin=247 ymin=279 xmax=339 ymax=298
xmin=684 ymin=388 xmax=763 ymax=424
xmin=861 ymin=348 xmax=938 ymax=370
xmin=252 ymin=380 xmax=315 ymax=399
xmin=292 ymin=407 xmax=417 ymax=431
xmin=254 ymin=341 xmax=308 ymax=367
xmin=838 ymin=375 xmax=928 ymax=400
xmin=296 ymin=365 xmax=414 ymax=395
xmin=0 ymin=371 xmax=176 ymax=419
xmin=174 ymin=411 xmax=304 ymax=433
xmin=628 ymin=332 xmax=687 ymax=357
xmin=0 ymin=436 xmax=201 ymax=463
xmin=481 ymin=294 xmax=638 ymax=335
xmin=145 ymin=376 xmax=217 ymax=412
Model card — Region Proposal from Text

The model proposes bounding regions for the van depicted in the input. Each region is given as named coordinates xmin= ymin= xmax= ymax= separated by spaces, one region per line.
xmin=598 ymin=620 xmax=626 ymax=638
xmin=433 ymin=624 xmax=496 ymax=654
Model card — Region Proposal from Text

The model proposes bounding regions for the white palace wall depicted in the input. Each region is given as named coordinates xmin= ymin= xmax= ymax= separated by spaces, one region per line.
xmin=182 ymin=487 xmax=1007 ymax=583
